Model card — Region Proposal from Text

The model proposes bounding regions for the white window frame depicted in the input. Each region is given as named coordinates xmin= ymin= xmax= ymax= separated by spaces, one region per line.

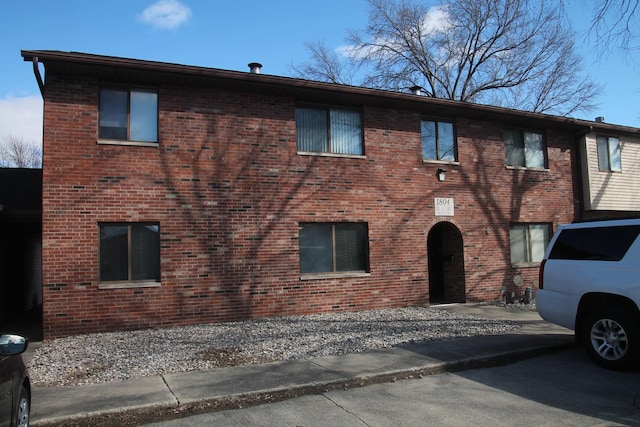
xmin=596 ymin=135 xmax=622 ymax=172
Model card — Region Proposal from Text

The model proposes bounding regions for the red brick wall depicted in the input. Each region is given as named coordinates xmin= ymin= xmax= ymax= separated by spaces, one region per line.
xmin=41 ymin=73 xmax=579 ymax=338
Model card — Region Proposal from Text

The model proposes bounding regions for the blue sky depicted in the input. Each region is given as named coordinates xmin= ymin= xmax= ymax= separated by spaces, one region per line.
xmin=1 ymin=0 xmax=638 ymax=145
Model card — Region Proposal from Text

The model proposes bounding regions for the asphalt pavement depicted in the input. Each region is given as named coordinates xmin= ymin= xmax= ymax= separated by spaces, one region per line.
xmin=29 ymin=304 xmax=575 ymax=427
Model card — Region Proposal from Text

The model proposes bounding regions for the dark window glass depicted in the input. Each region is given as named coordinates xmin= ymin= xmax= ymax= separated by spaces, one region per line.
xmin=422 ymin=120 xmax=456 ymax=161
xmin=100 ymin=223 xmax=160 ymax=282
xmin=296 ymin=107 xmax=328 ymax=152
xmin=299 ymin=223 xmax=369 ymax=274
xmin=131 ymin=225 xmax=160 ymax=280
xmin=549 ymin=225 xmax=640 ymax=261
xmin=99 ymin=88 xmax=158 ymax=142
xmin=99 ymin=89 xmax=128 ymax=140
xmin=299 ymin=224 xmax=333 ymax=273
xmin=100 ymin=225 xmax=129 ymax=281
xmin=296 ymin=106 xmax=363 ymax=155
xmin=334 ymin=223 xmax=368 ymax=271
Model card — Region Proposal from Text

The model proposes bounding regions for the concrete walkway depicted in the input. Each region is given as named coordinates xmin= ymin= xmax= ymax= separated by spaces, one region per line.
xmin=30 ymin=304 xmax=575 ymax=426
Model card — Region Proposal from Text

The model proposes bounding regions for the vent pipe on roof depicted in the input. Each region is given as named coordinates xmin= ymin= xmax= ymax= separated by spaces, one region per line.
xmin=595 ymin=116 xmax=605 ymax=123
xmin=248 ymin=62 xmax=263 ymax=74
xmin=409 ymin=85 xmax=422 ymax=95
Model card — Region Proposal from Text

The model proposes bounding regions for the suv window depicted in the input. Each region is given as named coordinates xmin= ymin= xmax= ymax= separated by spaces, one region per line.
xmin=548 ymin=225 xmax=640 ymax=261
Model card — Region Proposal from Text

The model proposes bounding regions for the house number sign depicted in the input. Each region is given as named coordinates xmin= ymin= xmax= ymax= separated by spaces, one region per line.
xmin=434 ymin=197 xmax=454 ymax=216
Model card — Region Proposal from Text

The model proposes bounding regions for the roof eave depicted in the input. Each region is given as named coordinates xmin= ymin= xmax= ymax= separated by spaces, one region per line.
xmin=21 ymin=50 xmax=640 ymax=136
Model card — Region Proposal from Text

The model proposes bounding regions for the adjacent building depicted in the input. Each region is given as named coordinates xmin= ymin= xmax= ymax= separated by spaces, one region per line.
xmin=579 ymin=122 xmax=640 ymax=219
xmin=0 ymin=168 xmax=42 ymax=328
xmin=20 ymin=50 xmax=640 ymax=338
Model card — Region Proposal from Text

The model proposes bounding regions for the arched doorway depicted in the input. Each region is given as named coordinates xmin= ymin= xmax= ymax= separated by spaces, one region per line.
xmin=427 ymin=222 xmax=465 ymax=304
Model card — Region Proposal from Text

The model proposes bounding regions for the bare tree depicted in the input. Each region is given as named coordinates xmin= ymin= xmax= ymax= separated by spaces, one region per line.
xmin=0 ymin=135 xmax=42 ymax=169
xmin=588 ymin=0 xmax=639 ymax=54
xmin=583 ymin=0 xmax=639 ymax=121
xmin=293 ymin=41 xmax=360 ymax=85
xmin=294 ymin=0 xmax=600 ymax=116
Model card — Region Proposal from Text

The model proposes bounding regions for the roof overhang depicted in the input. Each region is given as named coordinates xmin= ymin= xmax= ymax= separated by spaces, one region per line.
xmin=21 ymin=50 xmax=640 ymax=137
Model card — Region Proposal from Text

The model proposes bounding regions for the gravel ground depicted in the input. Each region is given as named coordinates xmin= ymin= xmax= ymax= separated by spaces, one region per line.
xmin=28 ymin=305 xmax=526 ymax=387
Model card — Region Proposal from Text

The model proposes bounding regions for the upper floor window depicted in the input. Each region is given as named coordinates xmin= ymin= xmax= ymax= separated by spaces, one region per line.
xmin=99 ymin=88 xmax=158 ymax=143
xmin=504 ymin=129 xmax=545 ymax=168
xmin=99 ymin=223 xmax=160 ymax=283
xmin=597 ymin=135 xmax=622 ymax=171
xmin=299 ymin=222 xmax=369 ymax=275
xmin=296 ymin=105 xmax=363 ymax=155
xmin=509 ymin=223 xmax=551 ymax=265
xmin=421 ymin=119 xmax=456 ymax=161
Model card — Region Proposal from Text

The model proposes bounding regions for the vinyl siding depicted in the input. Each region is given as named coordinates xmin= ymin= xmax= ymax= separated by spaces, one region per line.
xmin=582 ymin=133 xmax=640 ymax=211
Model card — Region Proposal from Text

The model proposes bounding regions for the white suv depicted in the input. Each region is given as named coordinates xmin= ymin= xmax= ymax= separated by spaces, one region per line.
xmin=537 ymin=218 xmax=640 ymax=370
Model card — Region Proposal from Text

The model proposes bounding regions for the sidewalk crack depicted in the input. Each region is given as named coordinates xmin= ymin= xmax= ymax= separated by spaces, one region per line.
xmin=161 ymin=374 xmax=181 ymax=406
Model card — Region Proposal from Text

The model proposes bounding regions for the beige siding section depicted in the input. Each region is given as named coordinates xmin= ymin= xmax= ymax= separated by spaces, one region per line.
xmin=583 ymin=132 xmax=640 ymax=211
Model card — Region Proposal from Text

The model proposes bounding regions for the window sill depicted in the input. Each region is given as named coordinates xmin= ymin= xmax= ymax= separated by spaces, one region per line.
xmin=423 ymin=159 xmax=459 ymax=166
xmin=97 ymin=139 xmax=158 ymax=148
xmin=505 ymin=165 xmax=548 ymax=172
xmin=297 ymin=151 xmax=366 ymax=160
xmin=98 ymin=281 xmax=161 ymax=290
xmin=300 ymin=272 xmax=371 ymax=280
xmin=510 ymin=262 xmax=541 ymax=269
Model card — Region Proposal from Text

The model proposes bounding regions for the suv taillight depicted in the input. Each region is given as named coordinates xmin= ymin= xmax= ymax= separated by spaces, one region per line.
xmin=538 ymin=259 xmax=546 ymax=290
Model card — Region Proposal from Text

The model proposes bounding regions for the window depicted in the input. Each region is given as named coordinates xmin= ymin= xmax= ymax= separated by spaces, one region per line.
xmin=504 ymin=129 xmax=545 ymax=168
xmin=597 ymin=135 xmax=622 ymax=171
xmin=296 ymin=105 xmax=363 ymax=155
xmin=100 ymin=223 xmax=160 ymax=283
xmin=549 ymin=225 xmax=640 ymax=261
xmin=99 ymin=88 xmax=158 ymax=142
xmin=299 ymin=223 xmax=369 ymax=274
xmin=509 ymin=223 xmax=551 ymax=264
xmin=422 ymin=119 xmax=456 ymax=161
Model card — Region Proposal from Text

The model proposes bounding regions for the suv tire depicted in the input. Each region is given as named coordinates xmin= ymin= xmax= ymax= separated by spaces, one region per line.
xmin=582 ymin=306 xmax=639 ymax=370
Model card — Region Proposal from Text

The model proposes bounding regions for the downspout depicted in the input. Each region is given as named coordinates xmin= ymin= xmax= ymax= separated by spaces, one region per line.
xmin=31 ymin=57 xmax=45 ymax=97
xmin=574 ymin=125 xmax=594 ymax=222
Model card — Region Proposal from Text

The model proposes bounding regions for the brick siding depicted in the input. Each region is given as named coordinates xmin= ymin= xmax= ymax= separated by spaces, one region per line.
xmin=40 ymin=73 xmax=579 ymax=338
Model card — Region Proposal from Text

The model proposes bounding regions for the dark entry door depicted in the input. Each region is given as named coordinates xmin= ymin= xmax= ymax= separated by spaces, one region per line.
xmin=427 ymin=225 xmax=445 ymax=303
xmin=427 ymin=222 xmax=465 ymax=304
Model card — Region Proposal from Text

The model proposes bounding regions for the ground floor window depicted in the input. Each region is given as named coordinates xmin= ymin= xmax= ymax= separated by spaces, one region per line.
xmin=299 ymin=222 xmax=369 ymax=274
xmin=509 ymin=223 xmax=551 ymax=265
xmin=99 ymin=223 xmax=160 ymax=283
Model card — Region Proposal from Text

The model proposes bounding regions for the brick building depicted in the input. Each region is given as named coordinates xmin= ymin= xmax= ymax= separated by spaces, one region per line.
xmin=20 ymin=50 xmax=640 ymax=338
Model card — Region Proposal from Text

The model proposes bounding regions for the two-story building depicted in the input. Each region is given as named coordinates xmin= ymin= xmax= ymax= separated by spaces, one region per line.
xmin=20 ymin=50 xmax=640 ymax=338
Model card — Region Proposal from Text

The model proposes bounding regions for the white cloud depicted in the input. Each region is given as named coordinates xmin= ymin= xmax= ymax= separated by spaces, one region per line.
xmin=420 ymin=5 xmax=450 ymax=35
xmin=138 ymin=0 xmax=191 ymax=30
xmin=0 ymin=95 xmax=43 ymax=144
xmin=336 ymin=5 xmax=451 ymax=61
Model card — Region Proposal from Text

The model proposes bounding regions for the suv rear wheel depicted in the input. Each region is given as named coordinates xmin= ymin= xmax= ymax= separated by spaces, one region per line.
xmin=582 ymin=306 xmax=639 ymax=370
